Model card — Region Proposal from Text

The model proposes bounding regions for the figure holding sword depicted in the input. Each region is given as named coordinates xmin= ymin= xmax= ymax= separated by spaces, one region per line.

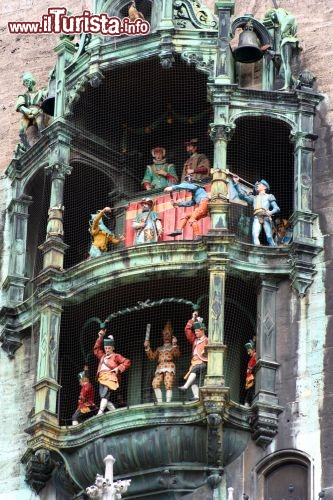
xmin=231 ymin=174 xmax=280 ymax=246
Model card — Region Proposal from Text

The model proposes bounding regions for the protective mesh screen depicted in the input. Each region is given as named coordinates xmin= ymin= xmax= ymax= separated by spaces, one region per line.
xmin=23 ymin=54 xmax=293 ymax=425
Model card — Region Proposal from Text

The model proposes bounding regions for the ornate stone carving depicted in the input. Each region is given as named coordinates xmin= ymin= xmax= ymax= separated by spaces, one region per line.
xmin=181 ymin=50 xmax=215 ymax=79
xmin=209 ymin=123 xmax=236 ymax=143
xmin=207 ymin=468 xmax=223 ymax=489
xmin=64 ymin=75 xmax=90 ymax=117
xmin=44 ymin=162 xmax=72 ymax=179
xmin=25 ymin=449 xmax=54 ymax=494
xmin=0 ymin=329 xmax=22 ymax=358
xmin=159 ymin=34 xmax=175 ymax=69
xmin=173 ymin=0 xmax=218 ymax=30
xmin=289 ymin=241 xmax=320 ymax=298
xmin=89 ymin=69 xmax=105 ymax=88
xmin=85 ymin=455 xmax=132 ymax=498
xmin=46 ymin=205 xmax=65 ymax=238
xmin=251 ymin=404 xmax=282 ymax=448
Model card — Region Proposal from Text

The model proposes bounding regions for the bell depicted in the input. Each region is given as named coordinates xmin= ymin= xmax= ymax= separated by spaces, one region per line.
xmin=41 ymin=75 xmax=56 ymax=116
xmin=233 ymin=21 xmax=263 ymax=64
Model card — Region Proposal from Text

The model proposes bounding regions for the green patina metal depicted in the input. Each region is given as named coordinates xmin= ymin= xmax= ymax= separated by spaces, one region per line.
xmin=0 ymin=0 xmax=325 ymax=498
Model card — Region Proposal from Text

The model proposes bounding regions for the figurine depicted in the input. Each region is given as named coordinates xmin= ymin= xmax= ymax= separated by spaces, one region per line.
xmin=15 ymin=72 xmax=50 ymax=148
xmin=232 ymin=176 xmax=280 ymax=246
xmin=244 ymin=339 xmax=257 ymax=407
xmin=94 ymin=329 xmax=131 ymax=415
xmin=178 ymin=312 xmax=208 ymax=401
xmin=72 ymin=367 xmax=96 ymax=425
xmin=180 ymin=139 xmax=210 ymax=183
xmin=89 ymin=207 xmax=125 ymax=257
xmin=144 ymin=320 xmax=180 ymax=403
xmin=128 ymin=1 xmax=145 ymax=21
xmin=273 ymin=216 xmax=293 ymax=245
xmin=263 ymin=8 xmax=299 ymax=90
xmin=165 ymin=175 xmax=209 ymax=240
xmin=132 ymin=198 xmax=163 ymax=245
xmin=142 ymin=147 xmax=178 ymax=191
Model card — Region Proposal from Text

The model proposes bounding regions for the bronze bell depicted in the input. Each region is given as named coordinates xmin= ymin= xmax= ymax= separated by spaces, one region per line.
xmin=233 ymin=21 xmax=263 ymax=64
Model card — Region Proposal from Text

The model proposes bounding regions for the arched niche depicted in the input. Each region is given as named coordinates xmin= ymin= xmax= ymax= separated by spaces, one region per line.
xmin=227 ymin=115 xmax=294 ymax=244
xmin=70 ymin=55 xmax=213 ymax=195
xmin=57 ymin=276 xmax=209 ymax=424
xmin=62 ymin=160 xmax=123 ymax=268
xmin=24 ymin=168 xmax=51 ymax=297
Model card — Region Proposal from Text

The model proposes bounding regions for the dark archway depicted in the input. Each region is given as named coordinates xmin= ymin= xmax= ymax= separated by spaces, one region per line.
xmin=227 ymin=116 xmax=294 ymax=243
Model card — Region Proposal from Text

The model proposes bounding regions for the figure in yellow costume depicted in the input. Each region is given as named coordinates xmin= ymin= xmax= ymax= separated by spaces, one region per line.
xmin=144 ymin=321 xmax=180 ymax=403
xmin=89 ymin=207 xmax=125 ymax=258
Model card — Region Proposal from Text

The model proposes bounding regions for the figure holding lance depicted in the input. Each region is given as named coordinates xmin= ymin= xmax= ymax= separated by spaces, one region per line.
xmin=231 ymin=173 xmax=280 ymax=246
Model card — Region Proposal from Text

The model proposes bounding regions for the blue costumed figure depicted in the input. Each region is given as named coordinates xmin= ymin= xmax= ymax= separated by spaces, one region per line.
xmin=232 ymin=176 xmax=280 ymax=246
xmin=132 ymin=198 xmax=163 ymax=245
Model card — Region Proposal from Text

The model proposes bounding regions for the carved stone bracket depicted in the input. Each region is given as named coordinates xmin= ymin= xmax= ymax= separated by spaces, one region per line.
xmin=64 ymin=74 xmax=90 ymax=117
xmin=181 ymin=50 xmax=215 ymax=79
xmin=24 ymin=449 xmax=55 ymax=494
xmin=88 ymin=69 xmax=105 ymax=89
xmin=46 ymin=205 xmax=65 ymax=239
xmin=201 ymin=387 xmax=229 ymax=468
xmin=289 ymin=241 xmax=321 ymax=298
xmin=173 ymin=0 xmax=218 ymax=30
xmin=290 ymin=130 xmax=318 ymax=150
xmin=159 ymin=33 xmax=175 ymax=69
xmin=0 ymin=328 xmax=23 ymax=358
xmin=251 ymin=402 xmax=283 ymax=449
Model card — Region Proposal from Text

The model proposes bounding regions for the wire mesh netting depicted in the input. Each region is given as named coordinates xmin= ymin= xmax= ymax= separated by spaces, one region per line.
xmin=22 ymin=54 xmax=293 ymax=424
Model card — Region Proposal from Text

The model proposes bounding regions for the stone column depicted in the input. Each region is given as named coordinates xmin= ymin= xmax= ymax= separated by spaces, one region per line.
xmin=3 ymin=194 xmax=32 ymax=305
xmin=159 ymin=0 xmax=173 ymax=29
xmin=53 ymin=36 xmax=76 ymax=119
xmin=215 ymin=1 xmax=235 ymax=83
xmin=201 ymin=124 xmax=234 ymax=483
xmin=255 ymin=277 xmax=279 ymax=405
xmin=252 ymin=276 xmax=282 ymax=447
xmin=38 ymin=127 xmax=72 ymax=271
xmin=209 ymin=123 xmax=235 ymax=231
xmin=288 ymin=99 xmax=322 ymax=297
xmin=291 ymin=130 xmax=318 ymax=241
xmin=34 ymin=293 xmax=62 ymax=420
